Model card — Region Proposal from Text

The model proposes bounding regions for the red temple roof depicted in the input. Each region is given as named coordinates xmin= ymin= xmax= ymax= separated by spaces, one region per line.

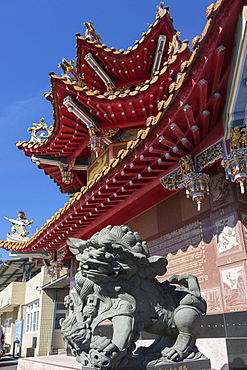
xmin=1 ymin=0 xmax=244 ymax=256
xmin=75 ymin=10 xmax=176 ymax=90
xmin=16 ymin=10 xmax=190 ymax=194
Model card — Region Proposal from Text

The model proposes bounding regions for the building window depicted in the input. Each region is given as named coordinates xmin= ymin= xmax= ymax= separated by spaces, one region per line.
xmin=55 ymin=313 xmax=66 ymax=329
xmin=26 ymin=301 xmax=39 ymax=332
xmin=4 ymin=318 xmax=12 ymax=335
xmin=4 ymin=318 xmax=12 ymax=344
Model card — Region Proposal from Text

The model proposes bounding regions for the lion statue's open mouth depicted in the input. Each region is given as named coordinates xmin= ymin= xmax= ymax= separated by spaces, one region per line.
xmin=60 ymin=225 xmax=207 ymax=370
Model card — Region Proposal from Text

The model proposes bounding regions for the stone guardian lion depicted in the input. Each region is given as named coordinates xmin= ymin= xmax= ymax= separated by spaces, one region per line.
xmin=60 ymin=225 xmax=207 ymax=370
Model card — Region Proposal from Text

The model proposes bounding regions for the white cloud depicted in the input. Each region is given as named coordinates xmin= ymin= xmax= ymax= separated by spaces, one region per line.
xmin=0 ymin=89 xmax=53 ymax=133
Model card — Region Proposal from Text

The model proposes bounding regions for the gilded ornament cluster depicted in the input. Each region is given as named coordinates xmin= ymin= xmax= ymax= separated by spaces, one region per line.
xmin=221 ymin=126 xmax=247 ymax=194
xmin=161 ymin=155 xmax=209 ymax=211
xmin=28 ymin=118 xmax=53 ymax=143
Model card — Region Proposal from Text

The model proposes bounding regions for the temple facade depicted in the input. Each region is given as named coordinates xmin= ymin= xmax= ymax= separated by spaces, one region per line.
xmin=1 ymin=0 xmax=247 ymax=369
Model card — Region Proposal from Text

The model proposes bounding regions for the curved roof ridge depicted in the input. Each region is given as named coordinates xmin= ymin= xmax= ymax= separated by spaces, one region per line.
xmin=15 ymin=41 xmax=191 ymax=152
xmin=191 ymin=0 xmax=226 ymax=50
xmin=49 ymin=41 xmax=191 ymax=99
xmin=9 ymin=0 xmax=234 ymax=253
xmin=76 ymin=9 xmax=172 ymax=56
xmin=11 ymin=94 xmax=176 ymax=251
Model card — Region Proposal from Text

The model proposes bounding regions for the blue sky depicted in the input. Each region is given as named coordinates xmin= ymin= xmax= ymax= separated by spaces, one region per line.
xmin=0 ymin=0 xmax=212 ymax=260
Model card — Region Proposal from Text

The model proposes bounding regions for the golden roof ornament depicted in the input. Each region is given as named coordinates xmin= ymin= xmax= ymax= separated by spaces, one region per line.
xmin=58 ymin=58 xmax=85 ymax=86
xmin=168 ymin=31 xmax=182 ymax=57
xmin=27 ymin=118 xmax=53 ymax=143
xmin=84 ymin=21 xmax=101 ymax=43
xmin=221 ymin=125 xmax=247 ymax=193
xmin=156 ymin=2 xmax=165 ymax=18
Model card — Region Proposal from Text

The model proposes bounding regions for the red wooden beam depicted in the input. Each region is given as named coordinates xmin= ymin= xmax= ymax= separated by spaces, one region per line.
xmin=208 ymin=92 xmax=222 ymax=130
xmin=67 ymin=136 xmax=89 ymax=163
xmin=183 ymin=104 xmax=195 ymax=128
xmin=140 ymin=152 xmax=162 ymax=161
xmin=169 ymin=122 xmax=186 ymax=140
xmin=198 ymin=110 xmax=211 ymax=139
xmin=197 ymin=79 xmax=208 ymax=113
xmin=148 ymin=145 xmax=166 ymax=155
xmin=211 ymin=45 xmax=226 ymax=93
xmin=158 ymin=135 xmax=176 ymax=149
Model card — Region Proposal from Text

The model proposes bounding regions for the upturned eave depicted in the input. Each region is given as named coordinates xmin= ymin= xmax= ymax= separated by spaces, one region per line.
xmin=3 ymin=0 xmax=245 ymax=255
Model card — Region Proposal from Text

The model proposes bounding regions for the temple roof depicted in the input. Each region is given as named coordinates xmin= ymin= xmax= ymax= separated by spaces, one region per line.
xmin=15 ymin=9 xmax=190 ymax=194
xmin=75 ymin=9 xmax=176 ymax=91
xmin=1 ymin=0 xmax=244 ymax=256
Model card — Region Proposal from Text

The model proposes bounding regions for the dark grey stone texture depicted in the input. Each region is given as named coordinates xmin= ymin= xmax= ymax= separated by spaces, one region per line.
xmin=146 ymin=357 xmax=211 ymax=370
xmin=61 ymin=225 xmax=209 ymax=370
xmin=227 ymin=338 xmax=247 ymax=370
xmin=199 ymin=311 xmax=247 ymax=338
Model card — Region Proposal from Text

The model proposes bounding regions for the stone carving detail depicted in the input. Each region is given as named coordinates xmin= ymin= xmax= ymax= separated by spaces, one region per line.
xmin=61 ymin=225 xmax=207 ymax=370
xmin=220 ymin=264 xmax=247 ymax=309
xmin=214 ymin=214 xmax=241 ymax=257
xmin=201 ymin=288 xmax=223 ymax=314
xmin=209 ymin=171 xmax=233 ymax=210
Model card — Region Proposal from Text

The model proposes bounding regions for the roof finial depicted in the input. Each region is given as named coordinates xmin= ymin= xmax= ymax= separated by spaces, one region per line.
xmin=156 ymin=2 xmax=165 ymax=18
xmin=168 ymin=31 xmax=182 ymax=57
xmin=83 ymin=21 xmax=101 ymax=43
xmin=4 ymin=211 xmax=34 ymax=242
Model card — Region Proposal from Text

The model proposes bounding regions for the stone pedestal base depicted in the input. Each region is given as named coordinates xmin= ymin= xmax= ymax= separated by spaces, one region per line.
xmin=146 ymin=358 xmax=211 ymax=370
xmin=16 ymin=355 xmax=212 ymax=370
xmin=115 ymin=357 xmax=211 ymax=370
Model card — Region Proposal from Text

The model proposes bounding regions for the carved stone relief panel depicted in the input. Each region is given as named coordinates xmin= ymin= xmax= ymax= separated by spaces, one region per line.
xmin=214 ymin=213 xmax=241 ymax=257
xmin=209 ymin=171 xmax=234 ymax=211
xmin=201 ymin=287 xmax=223 ymax=314
xmin=220 ymin=263 xmax=247 ymax=310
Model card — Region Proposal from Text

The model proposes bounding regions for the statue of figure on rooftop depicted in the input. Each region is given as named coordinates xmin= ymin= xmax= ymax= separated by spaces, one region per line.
xmin=58 ymin=58 xmax=85 ymax=86
xmin=156 ymin=2 xmax=165 ymax=18
xmin=168 ymin=31 xmax=182 ymax=57
xmin=4 ymin=211 xmax=34 ymax=242
xmin=60 ymin=225 xmax=209 ymax=370
xmin=84 ymin=21 xmax=101 ymax=42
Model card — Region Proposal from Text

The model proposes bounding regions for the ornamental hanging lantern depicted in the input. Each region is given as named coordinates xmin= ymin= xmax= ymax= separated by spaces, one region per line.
xmin=180 ymin=156 xmax=210 ymax=211
xmin=221 ymin=126 xmax=247 ymax=194
xmin=87 ymin=135 xmax=105 ymax=157
xmin=87 ymin=129 xmax=118 ymax=157
xmin=61 ymin=171 xmax=74 ymax=184
xmin=59 ymin=159 xmax=76 ymax=184
xmin=183 ymin=172 xmax=210 ymax=211
xmin=161 ymin=155 xmax=210 ymax=211
xmin=59 ymin=164 xmax=74 ymax=184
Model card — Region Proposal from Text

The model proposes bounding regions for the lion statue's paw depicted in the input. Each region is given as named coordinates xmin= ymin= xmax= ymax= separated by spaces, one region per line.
xmin=161 ymin=333 xmax=194 ymax=362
